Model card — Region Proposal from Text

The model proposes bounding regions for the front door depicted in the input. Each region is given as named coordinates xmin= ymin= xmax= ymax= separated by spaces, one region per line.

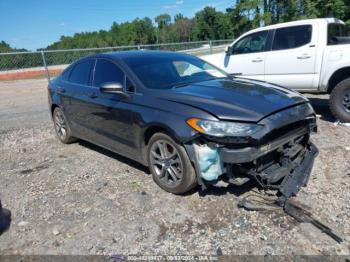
xmin=84 ymin=58 xmax=138 ymax=157
xmin=223 ymin=30 xmax=269 ymax=81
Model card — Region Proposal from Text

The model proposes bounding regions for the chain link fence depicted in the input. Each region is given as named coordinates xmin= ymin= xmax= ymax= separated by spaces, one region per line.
xmin=0 ymin=39 xmax=232 ymax=81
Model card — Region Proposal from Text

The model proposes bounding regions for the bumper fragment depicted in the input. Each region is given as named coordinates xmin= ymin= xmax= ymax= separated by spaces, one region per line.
xmin=278 ymin=143 xmax=318 ymax=198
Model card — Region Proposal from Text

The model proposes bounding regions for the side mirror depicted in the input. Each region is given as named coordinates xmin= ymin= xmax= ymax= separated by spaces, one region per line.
xmin=225 ymin=46 xmax=233 ymax=56
xmin=100 ymin=82 xmax=126 ymax=96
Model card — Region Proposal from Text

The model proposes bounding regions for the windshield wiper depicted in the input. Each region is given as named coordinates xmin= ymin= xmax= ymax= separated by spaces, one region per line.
xmin=172 ymin=77 xmax=230 ymax=89
xmin=172 ymin=82 xmax=192 ymax=89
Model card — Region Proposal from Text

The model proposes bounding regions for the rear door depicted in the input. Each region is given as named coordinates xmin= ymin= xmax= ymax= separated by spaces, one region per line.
xmin=62 ymin=59 xmax=95 ymax=137
xmin=223 ymin=30 xmax=270 ymax=80
xmin=265 ymin=24 xmax=318 ymax=90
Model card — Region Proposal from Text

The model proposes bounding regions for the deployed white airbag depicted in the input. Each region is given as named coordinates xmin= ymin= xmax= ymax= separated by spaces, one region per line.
xmin=193 ymin=143 xmax=224 ymax=181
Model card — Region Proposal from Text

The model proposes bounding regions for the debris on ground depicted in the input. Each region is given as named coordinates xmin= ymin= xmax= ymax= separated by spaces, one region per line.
xmin=238 ymin=193 xmax=344 ymax=244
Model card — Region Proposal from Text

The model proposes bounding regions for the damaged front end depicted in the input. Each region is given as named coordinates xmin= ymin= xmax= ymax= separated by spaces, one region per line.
xmin=186 ymin=104 xmax=319 ymax=200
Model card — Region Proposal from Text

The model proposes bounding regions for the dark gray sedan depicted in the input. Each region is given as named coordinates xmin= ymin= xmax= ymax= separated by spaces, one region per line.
xmin=48 ymin=51 xmax=318 ymax=199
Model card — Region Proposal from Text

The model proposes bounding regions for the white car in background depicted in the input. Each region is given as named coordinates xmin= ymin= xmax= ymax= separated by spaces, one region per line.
xmin=201 ymin=18 xmax=350 ymax=122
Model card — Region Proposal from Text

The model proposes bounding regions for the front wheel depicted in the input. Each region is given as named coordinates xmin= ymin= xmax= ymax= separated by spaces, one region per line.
xmin=330 ymin=78 xmax=350 ymax=122
xmin=147 ymin=133 xmax=197 ymax=194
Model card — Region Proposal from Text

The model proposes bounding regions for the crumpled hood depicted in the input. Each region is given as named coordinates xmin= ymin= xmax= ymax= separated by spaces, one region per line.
xmin=154 ymin=78 xmax=309 ymax=122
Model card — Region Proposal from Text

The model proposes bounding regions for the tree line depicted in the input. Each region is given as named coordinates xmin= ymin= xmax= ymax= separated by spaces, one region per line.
xmin=1 ymin=0 xmax=350 ymax=67
xmin=34 ymin=0 xmax=350 ymax=50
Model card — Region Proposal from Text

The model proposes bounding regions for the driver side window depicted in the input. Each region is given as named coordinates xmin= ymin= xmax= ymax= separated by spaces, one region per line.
xmin=232 ymin=30 xmax=268 ymax=55
xmin=93 ymin=59 xmax=124 ymax=88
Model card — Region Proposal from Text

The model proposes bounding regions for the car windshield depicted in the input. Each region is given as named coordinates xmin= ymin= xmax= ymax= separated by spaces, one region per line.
xmin=123 ymin=54 xmax=229 ymax=89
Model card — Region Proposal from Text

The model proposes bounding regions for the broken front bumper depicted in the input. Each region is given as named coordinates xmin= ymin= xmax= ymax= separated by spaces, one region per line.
xmin=246 ymin=142 xmax=318 ymax=199
xmin=188 ymin=126 xmax=318 ymax=199
xmin=277 ymin=143 xmax=318 ymax=198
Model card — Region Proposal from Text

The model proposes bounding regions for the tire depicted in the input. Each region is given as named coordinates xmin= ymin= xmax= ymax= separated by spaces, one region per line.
xmin=147 ymin=132 xmax=197 ymax=194
xmin=330 ymin=78 xmax=350 ymax=122
xmin=52 ymin=107 xmax=77 ymax=144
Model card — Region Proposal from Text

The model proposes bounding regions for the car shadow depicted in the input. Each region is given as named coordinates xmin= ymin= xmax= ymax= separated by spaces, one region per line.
xmin=307 ymin=96 xmax=335 ymax=123
xmin=79 ymin=140 xmax=264 ymax=197
xmin=78 ymin=140 xmax=150 ymax=174
xmin=78 ymin=140 xmax=258 ymax=197
xmin=197 ymin=180 xmax=258 ymax=197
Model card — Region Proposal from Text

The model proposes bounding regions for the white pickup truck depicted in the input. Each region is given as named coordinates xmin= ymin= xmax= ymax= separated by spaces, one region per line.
xmin=202 ymin=18 xmax=350 ymax=122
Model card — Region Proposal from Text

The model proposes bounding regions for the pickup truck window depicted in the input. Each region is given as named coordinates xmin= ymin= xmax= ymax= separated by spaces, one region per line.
xmin=232 ymin=30 xmax=268 ymax=55
xmin=272 ymin=25 xmax=312 ymax=51
xmin=328 ymin=23 xmax=350 ymax=45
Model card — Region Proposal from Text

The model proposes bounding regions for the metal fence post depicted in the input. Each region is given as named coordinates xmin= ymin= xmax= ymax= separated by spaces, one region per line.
xmin=40 ymin=51 xmax=50 ymax=83
xmin=209 ymin=40 xmax=212 ymax=54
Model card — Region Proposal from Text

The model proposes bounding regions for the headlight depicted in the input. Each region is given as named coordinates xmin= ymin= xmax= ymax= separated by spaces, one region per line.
xmin=186 ymin=118 xmax=263 ymax=137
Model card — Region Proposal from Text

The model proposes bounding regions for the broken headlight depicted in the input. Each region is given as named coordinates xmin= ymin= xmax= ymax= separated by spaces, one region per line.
xmin=187 ymin=118 xmax=263 ymax=137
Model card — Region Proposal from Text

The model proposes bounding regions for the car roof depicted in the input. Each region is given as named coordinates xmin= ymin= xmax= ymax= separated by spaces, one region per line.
xmin=91 ymin=50 xmax=193 ymax=60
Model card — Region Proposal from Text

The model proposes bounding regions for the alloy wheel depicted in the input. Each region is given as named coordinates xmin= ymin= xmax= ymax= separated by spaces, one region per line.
xmin=149 ymin=140 xmax=183 ymax=187
xmin=54 ymin=109 xmax=67 ymax=140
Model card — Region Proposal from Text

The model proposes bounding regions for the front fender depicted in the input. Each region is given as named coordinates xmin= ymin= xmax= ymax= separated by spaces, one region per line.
xmin=136 ymin=111 xmax=199 ymax=165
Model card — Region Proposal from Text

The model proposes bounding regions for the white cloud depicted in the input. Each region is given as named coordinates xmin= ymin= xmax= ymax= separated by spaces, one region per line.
xmin=164 ymin=4 xmax=178 ymax=10
xmin=163 ymin=0 xmax=184 ymax=10
xmin=59 ymin=22 xmax=65 ymax=27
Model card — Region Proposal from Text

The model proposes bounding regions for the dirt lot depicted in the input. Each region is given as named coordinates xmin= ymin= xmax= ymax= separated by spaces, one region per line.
xmin=0 ymin=79 xmax=349 ymax=256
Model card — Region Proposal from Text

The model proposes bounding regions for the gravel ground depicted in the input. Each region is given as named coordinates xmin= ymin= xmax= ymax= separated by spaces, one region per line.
xmin=0 ymin=79 xmax=349 ymax=256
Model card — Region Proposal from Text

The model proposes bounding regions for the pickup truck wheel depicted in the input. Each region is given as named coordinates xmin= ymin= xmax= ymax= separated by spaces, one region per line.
xmin=330 ymin=78 xmax=350 ymax=123
xmin=147 ymin=133 xmax=197 ymax=194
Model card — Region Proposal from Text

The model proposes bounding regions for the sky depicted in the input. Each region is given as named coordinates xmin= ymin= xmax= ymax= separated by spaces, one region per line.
xmin=0 ymin=0 xmax=233 ymax=51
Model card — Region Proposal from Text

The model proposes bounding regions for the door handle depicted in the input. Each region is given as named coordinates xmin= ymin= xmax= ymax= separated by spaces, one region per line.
xmin=57 ymin=87 xmax=65 ymax=93
xmin=88 ymin=92 xmax=98 ymax=99
xmin=297 ymin=54 xmax=311 ymax=59
xmin=252 ymin=58 xmax=263 ymax=63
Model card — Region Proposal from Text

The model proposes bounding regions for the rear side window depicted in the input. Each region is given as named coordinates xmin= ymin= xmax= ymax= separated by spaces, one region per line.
xmin=93 ymin=59 xmax=124 ymax=87
xmin=328 ymin=23 xmax=349 ymax=45
xmin=272 ymin=25 xmax=312 ymax=51
xmin=68 ymin=60 xmax=94 ymax=85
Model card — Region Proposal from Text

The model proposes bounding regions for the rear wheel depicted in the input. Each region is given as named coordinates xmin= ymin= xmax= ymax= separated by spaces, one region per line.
xmin=330 ymin=78 xmax=350 ymax=122
xmin=53 ymin=107 xmax=77 ymax=144
xmin=147 ymin=133 xmax=197 ymax=194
